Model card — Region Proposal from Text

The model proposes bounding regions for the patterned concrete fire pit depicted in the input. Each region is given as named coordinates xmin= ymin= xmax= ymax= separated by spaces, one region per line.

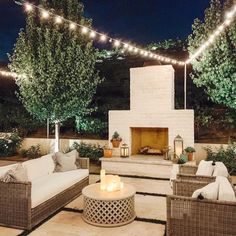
xmin=82 ymin=183 xmax=136 ymax=227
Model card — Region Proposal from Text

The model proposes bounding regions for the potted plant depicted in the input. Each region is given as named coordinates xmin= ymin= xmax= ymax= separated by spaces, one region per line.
xmin=184 ymin=146 xmax=196 ymax=161
xmin=110 ymin=131 xmax=122 ymax=148
xmin=103 ymin=145 xmax=112 ymax=158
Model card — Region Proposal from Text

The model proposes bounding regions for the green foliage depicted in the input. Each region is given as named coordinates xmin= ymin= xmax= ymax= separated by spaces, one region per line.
xmin=205 ymin=143 xmax=236 ymax=174
xmin=8 ymin=0 xmax=103 ymax=124
xmin=75 ymin=116 xmax=107 ymax=136
xmin=20 ymin=145 xmax=41 ymax=159
xmin=188 ymin=0 xmax=236 ymax=109
xmin=0 ymin=132 xmax=22 ymax=157
xmin=0 ymin=102 xmax=44 ymax=136
xmin=147 ymin=38 xmax=187 ymax=51
xmin=184 ymin=146 xmax=196 ymax=153
xmin=69 ymin=142 xmax=103 ymax=160
xmin=111 ymin=131 xmax=122 ymax=141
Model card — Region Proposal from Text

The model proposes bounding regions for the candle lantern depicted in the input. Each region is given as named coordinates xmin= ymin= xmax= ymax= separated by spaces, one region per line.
xmin=174 ymin=135 xmax=183 ymax=158
xmin=120 ymin=143 xmax=129 ymax=158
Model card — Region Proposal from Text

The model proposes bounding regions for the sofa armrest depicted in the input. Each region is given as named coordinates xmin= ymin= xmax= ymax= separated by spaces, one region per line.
xmin=0 ymin=181 xmax=32 ymax=229
xmin=179 ymin=165 xmax=198 ymax=175
xmin=78 ymin=158 xmax=90 ymax=169
xmin=173 ymin=179 xmax=210 ymax=197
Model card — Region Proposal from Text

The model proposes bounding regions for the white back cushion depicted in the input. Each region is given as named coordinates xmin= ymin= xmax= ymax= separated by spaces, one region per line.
xmin=213 ymin=162 xmax=229 ymax=177
xmin=196 ymin=160 xmax=214 ymax=176
xmin=192 ymin=181 xmax=219 ymax=200
xmin=23 ymin=154 xmax=55 ymax=181
xmin=216 ymin=176 xmax=236 ymax=202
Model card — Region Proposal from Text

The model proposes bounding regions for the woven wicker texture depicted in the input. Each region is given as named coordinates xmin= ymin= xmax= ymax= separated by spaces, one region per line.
xmin=0 ymin=158 xmax=89 ymax=230
xmin=83 ymin=195 xmax=135 ymax=227
xmin=173 ymin=179 xmax=211 ymax=197
xmin=167 ymin=195 xmax=236 ymax=236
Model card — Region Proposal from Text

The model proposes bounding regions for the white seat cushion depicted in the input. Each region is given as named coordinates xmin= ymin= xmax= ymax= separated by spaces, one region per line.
xmin=31 ymin=169 xmax=89 ymax=208
xmin=192 ymin=181 xmax=219 ymax=200
xmin=196 ymin=160 xmax=214 ymax=176
xmin=213 ymin=162 xmax=229 ymax=177
xmin=23 ymin=154 xmax=55 ymax=181
xmin=216 ymin=176 xmax=236 ymax=202
xmin=0 ymin=164 xmax=18 ymax=178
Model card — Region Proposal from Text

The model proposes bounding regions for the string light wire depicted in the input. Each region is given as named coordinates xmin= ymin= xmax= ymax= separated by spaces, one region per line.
xmin=1 ymin=1 xmax=236 ymax=78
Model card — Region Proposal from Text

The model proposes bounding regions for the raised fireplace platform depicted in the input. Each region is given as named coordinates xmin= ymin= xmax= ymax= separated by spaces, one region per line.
xmin=100 ymin=155 xmax=173 ymax=179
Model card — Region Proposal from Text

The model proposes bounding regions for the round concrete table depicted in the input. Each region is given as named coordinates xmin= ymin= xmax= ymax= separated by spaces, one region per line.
xmin=82 ymin=183 xmax=136 ymax=227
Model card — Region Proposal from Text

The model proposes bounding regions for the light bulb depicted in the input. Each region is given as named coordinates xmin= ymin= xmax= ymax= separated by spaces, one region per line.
xmin=55 ymin=16 xmax=62 ymax=24
xmin=82 ymin=27 xmax=88 ymax=34
xmin=42 ymin=10 xmax=49 ymax=19
xmin=114 ymin=40 xmax=120 ymax=47
xmin=124 ymin=44 xmax=129 ymax=49
xmin=69 ymin=23 xmax=76 ymax=30
xmin=128 ymin=46 xmax=133 ymax=51
xmin=90 ymin=31 xmax=96 ymax=38
xmin=134 ymin=48 xmax=138 ymax=53
xmin=100 ymin=35 xmax=107 ymax=41
xmin=25 ymin=3 xmax=33 ymax=12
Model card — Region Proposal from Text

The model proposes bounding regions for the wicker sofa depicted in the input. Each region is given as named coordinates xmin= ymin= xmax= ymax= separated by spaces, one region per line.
xmin=0 ymin=155 xmax=89 ymax=230
xmin=167 ymin=179 xmax=236 ymax=236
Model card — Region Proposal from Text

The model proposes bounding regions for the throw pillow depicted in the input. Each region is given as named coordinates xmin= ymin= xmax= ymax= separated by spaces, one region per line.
xmin=192 ymin=181 xmax=219 ymax=200
xmin=53 ymin=150 xmax=78 ymax=172
xmin=196 ymin=160 xmax=214 ymax=176
xmin=0 ymin=164 xmax=28 ymax=183
xmin=216 ymin=176 xmax=236 ymax=202
xmin=213 ymin=162 xmax=229 ymax=177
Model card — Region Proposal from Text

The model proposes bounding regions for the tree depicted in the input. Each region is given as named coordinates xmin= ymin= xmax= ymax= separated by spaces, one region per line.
xmin=9 ymin=0 xmax=103 ymax=151
xmin=188 ymin=0 xmax=236 ymax=109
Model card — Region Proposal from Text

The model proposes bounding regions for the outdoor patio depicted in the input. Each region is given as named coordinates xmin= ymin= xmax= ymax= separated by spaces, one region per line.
xmin=0 ymin=0 xmax=236 ymax=235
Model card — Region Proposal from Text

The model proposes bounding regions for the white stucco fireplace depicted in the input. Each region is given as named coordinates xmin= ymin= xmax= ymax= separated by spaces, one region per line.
xmin=109 ymin=65 xmax=194 ymax=155
xmin=101 ymin=65 xmax=194 ymax=178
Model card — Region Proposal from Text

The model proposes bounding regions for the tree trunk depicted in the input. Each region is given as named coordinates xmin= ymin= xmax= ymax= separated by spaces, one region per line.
xmin=55 ymin=121 xmax=60 ymax=152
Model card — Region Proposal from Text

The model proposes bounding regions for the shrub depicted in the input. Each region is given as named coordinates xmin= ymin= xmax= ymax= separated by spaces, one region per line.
xmin=20 ymin=145 xmax=41 ymax=159
xmin=205 ymin=143 xmax=236 ymax=175
xmin=0 ymin=132 xmax=22 ymax=157
xmin=69 ymin=142 xmax=103 ymax=160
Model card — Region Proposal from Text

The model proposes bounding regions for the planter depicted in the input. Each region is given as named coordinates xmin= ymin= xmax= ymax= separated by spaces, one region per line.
xmin=111 ymin=140 xmax=121 ymax=148
xmin=103 ymin=149 xmax=112 ymax=158
xmin=187 ymin=152 xmax=194 ymax=161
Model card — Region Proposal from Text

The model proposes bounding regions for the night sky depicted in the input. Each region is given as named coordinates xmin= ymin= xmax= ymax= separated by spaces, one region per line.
xmin=0 ymin=0 xmax=210 ymax=61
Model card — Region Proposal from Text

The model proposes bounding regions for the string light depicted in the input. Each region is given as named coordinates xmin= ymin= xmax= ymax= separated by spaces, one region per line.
xmin=20 ymin=1 xmax=185 ymax=66
xmin=187 ymin=3 xmax=236 ymax=64
xmin=100 ymin=35 xmax=107 ymax=41
xmin=41 ymin=10 xmax=49 ymax=19
xmin=20 ymin=1 xmax=236 ymax=66
xmin=55 ymin=16 xmax=63 ymax=24
xmin=25 ymin=3 xmax=33 ymax=12
xmin=81 ymin=27 xmax=88 ymax=34
xmin=0 ymin=70 xmax=17 ymax=78
xmin=69 ymin=23 xmax=76 ymax=30
xmin=90 ymin=31 xmax=96 ymax=38
xmin=114 ymin=40 xmax=120 ymax=47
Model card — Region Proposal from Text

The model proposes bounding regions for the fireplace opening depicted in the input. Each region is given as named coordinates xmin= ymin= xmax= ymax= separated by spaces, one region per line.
xmin=131 ymin=128 xmax=168 ymax=155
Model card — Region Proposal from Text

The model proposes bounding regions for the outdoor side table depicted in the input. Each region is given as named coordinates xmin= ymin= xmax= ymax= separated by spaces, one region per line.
xmin=82 ymin=183 xmax=136 ymax=227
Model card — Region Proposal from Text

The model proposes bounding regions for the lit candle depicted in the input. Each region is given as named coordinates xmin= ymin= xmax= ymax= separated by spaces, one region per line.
xmin=120 ymin=182 xmax=124 ymax=189
xmin=100 ymin=169 xmax=106 ymax=190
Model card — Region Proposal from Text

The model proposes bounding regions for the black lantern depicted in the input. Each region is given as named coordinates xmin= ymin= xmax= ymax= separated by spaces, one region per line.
xmin=120 ymin=143 xmax=129 ymax=158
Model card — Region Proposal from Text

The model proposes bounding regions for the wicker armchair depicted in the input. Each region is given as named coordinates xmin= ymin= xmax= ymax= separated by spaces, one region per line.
xmin=178 ymin=164 xmax=219 ymax=183
xmin=0 ymin=158 xmax=89 ymax=230
xmin=168 ymin=179 xmax=236 ymax=236
xmin=166 ymin=194 xmax=236 ymax=236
